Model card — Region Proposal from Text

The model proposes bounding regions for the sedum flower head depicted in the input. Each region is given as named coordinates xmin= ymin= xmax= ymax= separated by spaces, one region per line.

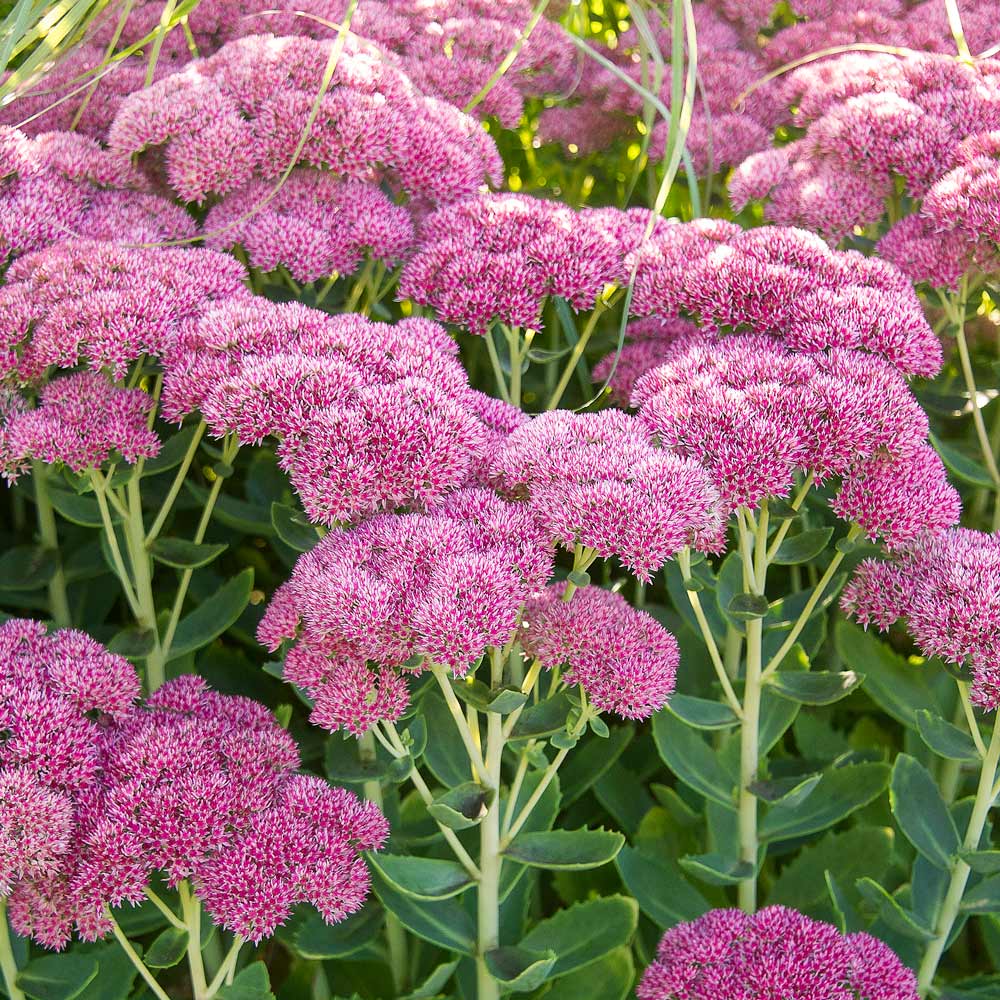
xmin=489 ymin=409 xmax=722 ymax=578
xmin=522 ymin=583 xmax=678 ymax=719
xmin=843 ymin=528 xmax=1000 ymax=709
xmin=258 ymin=489 xmax=554 ymax=734
xmin=638 ymin=906 xmax=918 ymax=1000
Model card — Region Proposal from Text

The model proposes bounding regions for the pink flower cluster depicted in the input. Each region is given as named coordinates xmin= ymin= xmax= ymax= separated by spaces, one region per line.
xmin=731 ymin=53 xmax=1000 ymax=242
xmin=0 ymin=127 xmax=194 ymax=264
xmin=627 ymin=222 xmax=942 ymax=378
xmin=522 ymin=583 xmax=678 ymax=719
xmin=638 ymin=905 xmax=918 ymax=1000
xmin=107 ymin=33 xmax=502 ymax=204
xmin=632 ymin=333 xmax=960 ymax=545
xmin=0 ymin=618 xmax=138 ymax=947
xmin=161 ymin=298 xmax=522 ymax=525
xmin=843 ymin=528 xmax=1000 ymax=710
xmin=0 ymin=373 xmax=160 ymax=481
xmin=488 ymin=409 xmax=721 ymax=578
xmin=258 ymin=488 xmax=554 ymax=734
xmin=398 ymin=193 xmax=624 ymax=334
xmin=0 ymin=621 xmax=386 ymax=949
xmin=71 ymin=675 xmax=386 ymax=944
xmin=0 ymin=239 xmax=248 ymax=382
xmin=203 ymin=170 xmax=414 ymax=283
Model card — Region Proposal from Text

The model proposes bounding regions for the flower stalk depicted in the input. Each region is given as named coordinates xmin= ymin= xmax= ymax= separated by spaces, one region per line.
xmin=32 ymin=461 xmax=71 ymax=629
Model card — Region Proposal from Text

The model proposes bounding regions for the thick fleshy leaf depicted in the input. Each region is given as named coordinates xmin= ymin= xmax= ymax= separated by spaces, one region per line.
xmin=509 ymin=693 xmax=574 ymax=741
xmin=652 ymin=709 xmax=735 ymax=807
xmin=292 ymin=906 xmax=380 ymax=959
xmin=536 ymin=948 xmax=634 ymax=1000
xmin=16 ymin=955 xmax=99 ymax=1000
xmin=679 ymin=853 xmax=755 ymax=886
xmin=961 ymin=874 xmax=1000 ymax=914
xmin=372 ymin=871 xmax=475 ymax=954
xmin=931 ymin=433 xmax=997 ymax=490
xmin=668 ymin=694 xmax=740 ymax=730
xmin=964 ymin=851 xmax=1000 ymax=874
xmin=48 ymin=488 xmax=103 ymax=527
xmin=0 ymin=546 xmax=57 ymax=591
xmin=399 ymin=960 xmax=459 ymax=1000
xmin=214 ymin=962 xmax=275 ymax=1000
xmin=270 ymin=502 xmax=319 ymax=552
xmin=142 ymin=425 xmax=200 ymax=476
xmin=150 ymin=538 xmax=228 ymax=569
xmin=427 ymin=782 xmax=491 ymax=830
xmin=368 ymin=853 xmax=475 ymax=900
xmin=168 ymin=568 xmax=254 ymax=659
xmin=560 ymin=724 xmax=632 ymax=806
xmin=766 ymin=670 xmax=863 ymax=706
xmin=772 ymin=527 xmax=834 ymax=565
xmin=890 ymin=754 xmax=960 ymax=870
xmin=144 ymin=927 xmax=189 ymax=968
xmin=916 ymin=710 xmax=981 ymax=763
xmin=484 ymin=947 xmax=556 ymax=992
xmin=503 ymin=829 xmax=624 ymax=870
xmin=856 ymin=878 xmax=936 ymax=940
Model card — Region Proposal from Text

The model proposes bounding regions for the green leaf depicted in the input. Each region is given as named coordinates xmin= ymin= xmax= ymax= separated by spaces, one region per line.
xmin=916 ymin=710 xmax=981 ymax=763
xmin=728 ymin=593 xmax=770 ymax=620
xmin=856 ymin=878 xmax=936 ymax=940
xmin=484 ymin=947 xmax=556 ymax=992
xmin=760 ymin=763 xmax=890 ymax=842
xmin=73 ymin=941 xmax=139 ymax=1000
xmin=142 ymin=425 xmax=200 ymax=477
xmin=107 ymin=626 xmax=157 ymax=660
xmin=749 ymin=773 xmax=821 ymax=807
xmin=772 ymin=527 xmax=834 ymax=564
xmin=504 ymin=829 xmax=624 ymax=870
xmin=668 ymin=694 xmax=740 ymax=730
xmin=766 ymin=670 xmax=863 ymax=705
xmin=561 ymin=724 xmax=632 ymax=806
xmin=835 ymin=620 xmax=944 ymax=728
xmin=167 ymin=568 xmax=254 ymax=659
xmin=931 ymin=433 xmax=997 ymax=490
xmin=372 ymin=871 xmax=475 ymax=954
xmin=185 ymin=483 xmax=272 ymax=535
xmin=419 ymin=691 xmax=470 ymax=788
xmin=961 ymin=874 xmax=1000 ymax=914
xmin=0 ymin=546 xmax=56 ymax=591
xmin=509 ymin=693 xmax=574 ymax=741
xmin=769 ymin=827 xmax=895 ymax=912
xmin=652 ymin=709 xmax=735 ymax=807
xmin=890 ymin=754 xmax=960 ymax=870
xmin=964 ymin=850 xmax=1000 ymax=874
xmin=518 ymin=896 xmax=638 ymax=979
xmin=151 ymin=538 xmax=228 ymax=569
xmin=215 ymin=962 xmax=275 ymax=1000
xmin=270 ymin=502 xmax=319 ymax=552
xmin=368 ymin=854 xmax=475 ymax=900
xmin=48 ymin=488 xmax=103 ymax=527
xmin=325 ymin=735 xmax=387 ymax=784
xmin=533 ymin=947 xmax=634 ymax=1000
xmin=399 ymin=960 xmax=459 ymax=1000
xmin=291 ymin=905 xmax=380 ymax=959
xmin=679 ymin=853 xmax=755 ymax=886
xmin=940 ymin=976 xmax=1000 ymax=999
xmin=451 ymin=679 xmax=527 ymax=715
xmin=427 ymin=782 xmax=491 ymax=830
xmin=16 ymin=955 xmax=98 ymax=1000
xmin=144 ymin=927 xmax=188 ymax=968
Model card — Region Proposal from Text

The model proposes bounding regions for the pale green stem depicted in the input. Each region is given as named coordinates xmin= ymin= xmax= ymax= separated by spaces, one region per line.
xmin=677 ymin=548 xmax=743 ymax=718
xmin=106 ymin=908 xmax=171 ymax=1000
xmin=430 ymin=665 xmax=488 ymax=779
xmin=939 ymin=691 xmax=969 ymax=805
xmin=959 ymin=681 xmax=988 ymax=759
xmin=723 ymin=627 xmax=742 ymax=682
xmin=32 ymin=462 xmax=70 ymax=628
xmin=142 ymin=887 xmax=186 ymax=931
xmin=546 ymin=297 xmax=610 ymax=410
xmin=0 ymin=898 xmax=25 ymax=1000
xmin=484 ymin=327 xmax=512 ymax=405
xmin=145 ymin=421 xmax=207 ymax=546
xmin=205 ymin=936 xmax=244 ymax=997
xmin=180 ymin=882 xmax=209 ymax=1000
xmin=359 ymin=730 xmax=408 ymax=995
xmin=90 ymin=472 xmax=142 ymax=618
xmin=505 ymin=326 xmax=524 ymax=409
xmin=463 ymin=0 xmax=551 ymax=114
xmin=760 ymin=524 xmax=862 ymax=681
xmin=380 ymin=723 xmax=481 ymax=878
xmin=144 ymin=0 xmax=179 ymax=85
xmin=765 ymin=473 xmax=815 ymax=562
xmin=917 ymin=712 xmax=1000 ymax=996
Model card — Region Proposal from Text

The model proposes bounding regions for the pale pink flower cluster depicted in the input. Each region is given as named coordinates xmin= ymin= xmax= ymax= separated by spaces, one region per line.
xmin=258 ymin=488 xmax=554 ymax=734
xmin=522 ymin=583 xmax=678 ymax=719
xmin=627 ymin=222 xmax=941 ymax=378
xmin=203 ymin=170 xmax=414 ymax=283
xmin=843 ymin=528 xmax=1000 ymax=710
xmin=0 ymin=374 xmax=160 ymax=482
xmin=0 ymin=127 xmax=194 ymax=263
xmin=108 ymin=34 xmax=502 ymax=204
xmin=731 ymin=53 xmax=1000 ymax=242
xmin=0 ymin=618 xmax=138 ymax=948
xmin=488 ymin=409 xmax=722 ymax=578
xmin=632 ymin=334 xmax=960 ymax=544
xmin=399 ymin=193 xmax=624 ymax=334
xmin=70 ymin=675 xmax=387 ymax=944
xmin=0 ymin=240 xmax=248 ymax=382
xmin=161 ymin=298 xmax=523 ymax=524
xmin=638 ymin=906 xmax=918 ymax=1000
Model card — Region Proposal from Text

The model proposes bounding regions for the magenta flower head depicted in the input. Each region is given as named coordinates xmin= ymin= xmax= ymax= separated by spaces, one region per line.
xmin=203 ymin=170 xmax=414 ymax=283
xmin=398 ymin=193 xmax=624 ymax=334
xmin=0 ymin=127 xmax=194 ymax=264
xmin=488 ymin=409 xmax=722 ymax=578
xmin=1 ymin=374 xmax=160 ymax=482
xmin=843 ymin=528 xmax=1000 ymax=710
xmin=108 ymin=33 xmax=502 ymax=205
xmin=68 ymin=675 xmax=387 ymax=945
xmin=0 ymin=239 xmax=248 ymax=383
xmin=637 ymin=906 xmax=918 ymax=1000
xmin=258 ymin=489 xmax=554 ymax=734
xmin=522 ymin=583 xmax=678 ymax=719
xmin=0 ymin=619 xmax=139 ymax=949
